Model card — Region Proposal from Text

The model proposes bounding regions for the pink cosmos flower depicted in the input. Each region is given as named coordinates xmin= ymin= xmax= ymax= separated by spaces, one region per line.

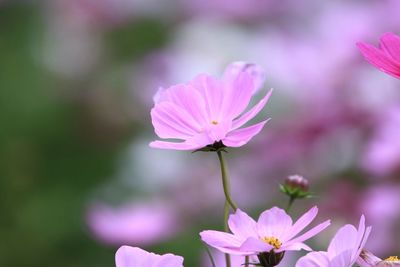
xmin=358 ymin=250 xmax=400 ymax=267
xmin=200 ymin=206 xmax=330 ymax=256
xmin=357 ymin=33 xmax=400 ymax=79
xmin=149 ymin=62 xmax=272 ymax=150
xmin=115 ymin=246 xmax=184 ymax=267
xmin=296 ymin=215 xmax=371 ymax=267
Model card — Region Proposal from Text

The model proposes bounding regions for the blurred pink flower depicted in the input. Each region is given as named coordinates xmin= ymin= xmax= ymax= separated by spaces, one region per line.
xmin=296 ymin=215 xmax=371 ymax=267
xmin=200 ymin=206 xmax=330 ymax=255
xmin=87 ymin=202 xmax=180 ymax=246
xmin=357 ymin=33 xmax=400 ymax=79
xmin=362 ymin=107 xmax=400 ymax=176
xmin=358 ymin=250 xmax=400 ymax=267
xmin=361 ymin=185 xmax=400 ymax=254
xmin=150 ymin=62 xmax=272 ymax=150
xmin=115 ymin=246 xmax=184 ymax=267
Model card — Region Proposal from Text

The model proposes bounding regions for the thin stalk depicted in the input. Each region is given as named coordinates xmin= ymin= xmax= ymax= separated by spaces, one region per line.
xmin=217 ymin=150 xmax=238 ymax=211
xmin=203 ymin=243 xmax=216 ymax=267
xmin=224 ymin=201 xmax=232 ymax=267
xmin=285 ymin=196 xmax=295 ymax=213
xmin=218 ymin=150 xmax=238 ymax=267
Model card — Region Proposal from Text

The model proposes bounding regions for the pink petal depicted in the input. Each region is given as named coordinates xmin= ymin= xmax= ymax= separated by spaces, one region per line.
xmin=149 ymin=140 xmax=200 ymax=150
xmin=223 ymin=62 xmax=266 ymax=95
xmin=222 ymin=120 xmax=269 ymax=147
xmin=115 ymin=246 xmax=153 ymax=267
xmin=220 ymin=70 xmax=255 ymax=120
xmin=352 ymin=215 xmax=372 ymax=263
xmin=232 ymin=89 xmax=273 ymax=130
xmin=150 ymin=131 xmax=213 ymax=151
xmin=356 ymin=250 xmax=382 ymax=267
xmin=282 ymin=206 xmax=318 ymax=242
xmin=256 ymin=207 xmax=293 ymax=240
xmin=380 ymin=32 xmax=400 ymax=62
xmin=285 ymin=220 xmax=331 ymax=247
xmin=296 ymin=251 xmax=330 ymax=267
xmin=156 ymin=84 xmax=208 ymax=126
xmin=154 ymin=254 xmax=184 ymax=267
xmin=278 ymin=242 xmax=312 ymax=252
xmin=327 ymin=224 xmax=358 ymax=256
xmin=228 ymin=209 xmax=258 ymax=240
xmin=190 ymin=74 xmax=224 ymax=121
xmin=330 ymin=249 xmax=353 ymax=267
xmin=357 ymin=42 xmax=400 ymax=79
xmin=200 ymin=230 xmax=242 ymax=249
xmin=151 ymin=102 xmax=202 ymax=139
xmin=239 ymin=237 xmax=273 ymax=255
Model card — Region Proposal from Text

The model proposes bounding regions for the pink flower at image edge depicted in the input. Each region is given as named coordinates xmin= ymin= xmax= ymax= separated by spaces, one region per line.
xmin=357 ymin=32 xmax=400 ymax=79
xmin=115 ymin=246 xmax=184 ymax=267
xmin=296 ymin=215 xmax=371 ymax=267
xmin=149 ymin=62 xmax=272 ymax=150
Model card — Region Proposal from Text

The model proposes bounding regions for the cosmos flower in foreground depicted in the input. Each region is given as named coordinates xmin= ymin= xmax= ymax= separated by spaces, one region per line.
xmin=150 ymin=62 xmax=272 ymax=150
xmin=296 ymin=215 xmax=371 ymax=267
xmin=357 ymin=32 xmax=400 ymax=79
xmin=115 ymin=246 xmax=184 ymax=267
xmin=200 ymin=206 xmax=330 ymax=256
xmin=358 ymin=250 xmax=400 ymax=267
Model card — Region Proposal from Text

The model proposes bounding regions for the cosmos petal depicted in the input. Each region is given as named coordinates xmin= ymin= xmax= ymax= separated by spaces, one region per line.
xmin=257 ymin=207 xmax=293 ymax=239
xmin=380 ymin=32 xmax=400 ymax=62
xmin=232 ymin=89 xmax=273 ymax=130
xmin=228 ymin=209 xmax=258 ymax=240
xmin=283 ymin=206 xmax=318 ymax=242
xmin=296 ymin=251 xmax=330 ymax=267
xmin=222 ymin=120 xmax=269 ymax=147
xmin=285 ymin=220 xmax=330 ymax=247
xmin=357 ymin=42 xmax=400 ymax=78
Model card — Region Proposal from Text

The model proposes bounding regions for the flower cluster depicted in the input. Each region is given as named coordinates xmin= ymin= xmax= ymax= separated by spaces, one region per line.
xmin=112 ymin=41 xmax=400 ymax=266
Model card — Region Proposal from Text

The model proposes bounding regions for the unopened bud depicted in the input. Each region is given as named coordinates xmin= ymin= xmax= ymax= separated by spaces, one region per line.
xmin=285 ymin=175 xmax=309 ymax=191
xmin=280 ymin=175 xmax=311 ymax=199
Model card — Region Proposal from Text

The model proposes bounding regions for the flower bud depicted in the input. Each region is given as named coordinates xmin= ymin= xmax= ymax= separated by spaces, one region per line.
xmin=280 ymin=175 xmax=311 ymax=199
xmin=285 ymin=175 xmax=309 ymax=191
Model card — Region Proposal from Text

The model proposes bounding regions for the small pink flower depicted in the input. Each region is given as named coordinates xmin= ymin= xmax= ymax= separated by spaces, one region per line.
xmin=115 ymin=246 xmax=184 ymax=267
xmin=200 ymin=206 xmax=330 ymax=256
xmin=296 ymin=215 xmax=371 ymax=267
xmin=358 ymin=250 xmax=400 ymax=267
xmin=150 ymin=62 xmax=272 ymax=150
xmin=357 ymin=32 xmax=400 ymax=79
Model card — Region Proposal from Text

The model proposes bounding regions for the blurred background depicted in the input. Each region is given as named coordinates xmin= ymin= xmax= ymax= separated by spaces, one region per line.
xmin=1 ymin=0 xmax=399 ymax=266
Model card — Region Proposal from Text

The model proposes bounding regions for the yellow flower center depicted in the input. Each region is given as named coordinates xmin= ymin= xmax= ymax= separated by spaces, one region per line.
xmin=384 ymin=256 xmax=399 ymax=262
xmin=211 ymin=120 xmax=218 ymax=125
xmin=261 ymin=236 xmax=282 ymax=250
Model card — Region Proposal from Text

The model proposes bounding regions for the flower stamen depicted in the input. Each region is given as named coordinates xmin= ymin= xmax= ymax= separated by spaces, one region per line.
xmin=384 ymin=256 xmax=399 ymax=262
xmin=211 ymin=120 xmax=218 ymax=125
xmin=261 ymin=236 xmax=282 ymax=250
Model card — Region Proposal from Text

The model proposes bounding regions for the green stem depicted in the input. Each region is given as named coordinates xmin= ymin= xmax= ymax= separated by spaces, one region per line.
xmin=203 ymin=243 xmax=216 ymax=267
xmin=224 ymin=201 xmax=232 ymax=267
xmin=217 ymin=151 xmax=238 ymax=211
xmin=218 ymin=149 xmax=237 ymax=267
xmin=285 ymin=196 xmax=295 ymax=213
